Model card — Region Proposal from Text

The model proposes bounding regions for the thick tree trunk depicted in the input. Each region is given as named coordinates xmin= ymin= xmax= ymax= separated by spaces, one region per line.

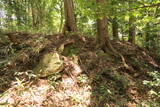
xmin=96 ymin=0 xmax=131 ymax=70
xmin=112 ymin=17 xmax=119 ymax=40
xmin=128 ymin=16 xmax=136 ymax=44
xmin=63 ymin=0 xmax=77 ymax=34
xmin=96 ymin=0 xmax=116 ymax=53
xmin=96 ymin=17 xmax=107 ymax=47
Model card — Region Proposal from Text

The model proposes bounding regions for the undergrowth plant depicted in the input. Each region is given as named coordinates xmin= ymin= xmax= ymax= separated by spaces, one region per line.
xmin=143 ymin=71 xmax=160 ymax=98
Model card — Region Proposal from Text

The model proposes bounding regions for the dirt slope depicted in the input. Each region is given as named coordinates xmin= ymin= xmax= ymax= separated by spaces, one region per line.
xmin=0 ymin=32 xmax=160 ymax=107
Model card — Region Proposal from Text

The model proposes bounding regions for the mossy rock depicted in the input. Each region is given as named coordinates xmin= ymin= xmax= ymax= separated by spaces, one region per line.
xmin=34 ymin=52 xmax=64 ymax=77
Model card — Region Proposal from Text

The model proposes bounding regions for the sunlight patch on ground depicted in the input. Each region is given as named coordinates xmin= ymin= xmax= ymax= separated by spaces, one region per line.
xmin=0 ymin=77 xmax=92 ymax=106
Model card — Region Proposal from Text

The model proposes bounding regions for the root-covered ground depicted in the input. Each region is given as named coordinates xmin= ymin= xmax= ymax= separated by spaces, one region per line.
xmin=0 ymin=32 xmax=160 ymax=106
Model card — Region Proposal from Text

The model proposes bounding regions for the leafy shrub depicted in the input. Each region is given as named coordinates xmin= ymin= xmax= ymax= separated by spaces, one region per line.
xmin=143 ymin=71 xmax=160 ymax=97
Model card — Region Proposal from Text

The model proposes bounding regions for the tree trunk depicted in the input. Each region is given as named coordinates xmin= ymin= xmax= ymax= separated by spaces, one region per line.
xmin=96 ymin=17 xmax=107 ymax=47
xmin=96 ymin=0 xmax=132 ymax=71
xmin=31 ymin=2 xmax=37 ymax=28
xmin=59 ymin=0 xmax=64 ymax=33
xmin=128 ymin=16 xmax=136 ymax=44
xmin=63 ymin=0 xmax=77 ymax=34
xmin=30 ymin=1 xmax=42 ymax=29
xmin=112 ymin=17 xmax=119 ymax=40
xmin=96 ymin=0 xmax=115 ymax=53
xmin=128 ymin=2 xmax=136 ymax=44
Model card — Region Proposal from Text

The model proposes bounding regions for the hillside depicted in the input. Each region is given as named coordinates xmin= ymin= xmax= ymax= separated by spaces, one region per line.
xmin=0 ymin=32 xmax=160 ymax=107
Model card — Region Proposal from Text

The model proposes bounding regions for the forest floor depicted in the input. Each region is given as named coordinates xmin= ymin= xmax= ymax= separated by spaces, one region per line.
xmin=0 ymin=32 xmax=160 ymax=107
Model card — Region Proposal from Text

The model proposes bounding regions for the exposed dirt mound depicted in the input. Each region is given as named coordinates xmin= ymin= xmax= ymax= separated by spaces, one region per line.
xmin=0 ymin=32 xmax=159 ymax=106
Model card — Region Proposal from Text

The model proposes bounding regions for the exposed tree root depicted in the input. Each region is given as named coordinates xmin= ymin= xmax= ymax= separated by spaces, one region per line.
xmin=103 ymin=40 xmax=134 ymax=72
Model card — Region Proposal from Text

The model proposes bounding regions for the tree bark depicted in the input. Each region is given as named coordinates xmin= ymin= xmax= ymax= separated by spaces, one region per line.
xmin=128 ymin=2 xmax=136 ymax=44
xmin=128 ymin=16 xmax=136 ymax=44
xmin=63 ymin=0 xmax=77 ymax=35
xmin=96 ymin=17 xmax=107 ymax=47
xmin=112 ymin=17 xmax=119 ymax=40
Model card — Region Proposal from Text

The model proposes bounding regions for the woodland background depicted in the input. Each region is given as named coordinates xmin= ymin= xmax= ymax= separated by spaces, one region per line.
xmin=0 ymin=0 xmax=160 ymax=106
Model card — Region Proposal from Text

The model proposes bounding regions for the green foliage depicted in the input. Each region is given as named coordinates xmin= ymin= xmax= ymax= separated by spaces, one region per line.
xmin=77 ymin=74 xmax=88 ymax=85
xmin=143 ymin=71 xmax=160 ymax=97
xmin=62 ymin=45 xmax=81 ymax=57
xmin=99 ymin=85 xmax=112 ymax=95
xmin=48 ymin=73 xmax=61 ymax=86
xmin=0 ymin=0 xmax=160 ymax=44
xmin=0 ymin=0 xmax=63 ymax=34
